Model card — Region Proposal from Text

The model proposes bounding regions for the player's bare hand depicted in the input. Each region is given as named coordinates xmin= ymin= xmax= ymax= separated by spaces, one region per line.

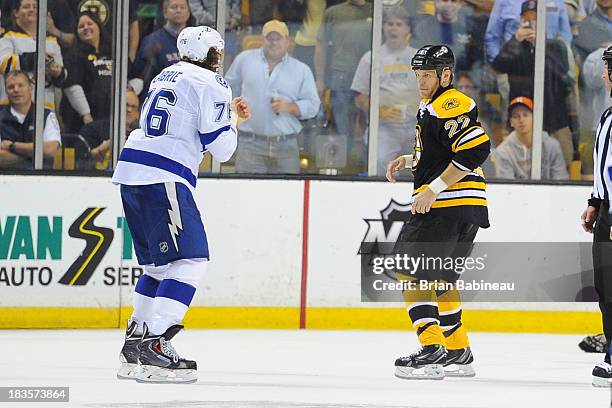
xmin=582 ymin=205 xmax=598 ymax=233
xmin=232 ymin=97 xmax=250 ymax=120
xmin=411 ymin=188 xmax=437 ymax=215
xmin=386 ymin=156 xmax=406 ymax=183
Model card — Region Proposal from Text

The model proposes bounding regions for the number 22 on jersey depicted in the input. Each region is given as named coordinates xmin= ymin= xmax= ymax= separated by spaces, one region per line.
xmin=142 ymin=89 xmax=177 ymax=137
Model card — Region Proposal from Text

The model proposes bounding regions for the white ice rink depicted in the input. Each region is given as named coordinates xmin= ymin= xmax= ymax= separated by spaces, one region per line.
xmin=0 ymin=330 xmax=609 ymax=408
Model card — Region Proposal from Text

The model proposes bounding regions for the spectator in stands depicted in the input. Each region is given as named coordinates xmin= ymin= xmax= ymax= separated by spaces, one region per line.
xmin=83 ymin=88 xmax=140 ymax=167
xmin=484 ymin=0 xmax=572 ymax=64
xmin=564 ymin=0 xmax=587 ymax=35
xmin=491 ymin=0 xmax=576 ymax=167
xmin=315 ymin=0 xmax=372 ymax=170
xmin=494 ymin=96 xmax=568 ymax=180
xmin=189 ymin=0 xmax=241 ymax=65
xmin=0 ymin=0 xmax=67 ymax=111
xmin=226 ymin=19 xmax=320 ymax=174
xmin=189 ymin=0 xmax=241 ymax=28
xmin=61 ymin=11 xmax=112 ymax=134
xmin=583 ymin=45 xmax=610 ymax=133
xmin=574 ymin=0 xmax=612 ymax=64
xmin=132 ymin=0 xmax=191 ymax=97
xmin=351 ymin=7 xmax=418 ymax=176
xmin=294 ymin=0 xmax=326 ymax=73
xmin=0 ymin=70 xmax=60 ymax=169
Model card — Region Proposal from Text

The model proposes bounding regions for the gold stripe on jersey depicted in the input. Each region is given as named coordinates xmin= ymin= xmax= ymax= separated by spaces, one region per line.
xmin=3 ymin=31 xmax=59 ymax=42
xmin=428 ymin=88 xmax=476 ymax=119
xmin=455 ymin=134 xmax=490 ymax=152
xmin=431 ymin=198 xmax=488 ymax=208
xmin=0 ymin=54 xmax=17 ymax=74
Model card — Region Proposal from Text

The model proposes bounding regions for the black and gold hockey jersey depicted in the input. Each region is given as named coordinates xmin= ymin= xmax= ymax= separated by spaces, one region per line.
xmin=411 ymin=86 xmax=490 ymax=228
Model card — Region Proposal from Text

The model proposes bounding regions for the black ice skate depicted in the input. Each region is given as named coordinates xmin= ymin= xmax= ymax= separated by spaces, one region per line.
xmin=444 ymin=347 xmax=475 ymax=377
xmin=579 ymin=333 xmax=607 ymax=353
xmin=136 ymin=323 xmax=197 ymax=384
xmin=394 ymin=344 xmax=447 ymax=380
xmin=117 ymin=320 xmax=141 ymax=380
xmin=592 ymin=362 xmax=612 ymax=387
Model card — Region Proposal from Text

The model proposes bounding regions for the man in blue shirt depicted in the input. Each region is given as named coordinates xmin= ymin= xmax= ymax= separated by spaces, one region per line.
xmin=225 ymin=19 xmax=320 ymax=174
xmin=132 ymin=0 xmax=192 ymax=95
xmin=484 ymin=0 xmax=572 ymax=63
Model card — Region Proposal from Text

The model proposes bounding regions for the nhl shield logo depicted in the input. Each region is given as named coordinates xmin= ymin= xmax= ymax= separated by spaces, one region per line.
xmin=159 ymin=242 xmax=169 ymax=253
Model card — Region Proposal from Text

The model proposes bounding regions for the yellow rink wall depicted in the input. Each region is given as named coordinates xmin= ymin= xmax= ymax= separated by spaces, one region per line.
xmin=0 ymin=176 xmax=600 ymax=333
xmin=0 ymin=307 xmax=601 ymax=334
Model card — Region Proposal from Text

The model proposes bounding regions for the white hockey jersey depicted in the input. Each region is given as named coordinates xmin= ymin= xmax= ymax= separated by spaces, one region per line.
xmin=112 ymin=61 xmax=236 ymax=190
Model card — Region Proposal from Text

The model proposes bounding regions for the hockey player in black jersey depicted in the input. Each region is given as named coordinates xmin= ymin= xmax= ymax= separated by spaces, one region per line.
xmin=386 ymin=45 xmax=491 ymax=380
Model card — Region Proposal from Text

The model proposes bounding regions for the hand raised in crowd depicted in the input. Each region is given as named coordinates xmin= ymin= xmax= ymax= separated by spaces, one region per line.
xmin=581 ymin=205 xmax=598 ymax=234
xmin=46 ymin=12 xmax=59 ymax=38
xmin=515 ymin=24 xmax=536 ymax=44
xmin=386 ymin=155 xmax=407 ymax=183
xmin=47 ymin=59 xmax=62 ymax=78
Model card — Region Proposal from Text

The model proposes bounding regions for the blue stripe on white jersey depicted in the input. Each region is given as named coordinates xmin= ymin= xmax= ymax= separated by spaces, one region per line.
xmin=112 ymin=61 xmax=236 ymax=190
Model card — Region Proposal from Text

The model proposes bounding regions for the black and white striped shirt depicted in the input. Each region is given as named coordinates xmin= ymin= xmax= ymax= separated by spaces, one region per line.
xmin=593 ymin=108 xmax=612 ymax=204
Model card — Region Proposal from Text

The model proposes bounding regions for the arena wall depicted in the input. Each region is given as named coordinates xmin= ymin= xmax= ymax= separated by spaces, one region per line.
xmin=0 ymin=176 xmax=600 ymax=333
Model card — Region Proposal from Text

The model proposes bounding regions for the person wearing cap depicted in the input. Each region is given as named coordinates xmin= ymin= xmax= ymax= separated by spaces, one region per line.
xmin=112 ymin=25 xmax=250 ymax=384
xmin=484 ymin=0 xmax=572 ymax=64
xmin=582 ymin=44 xmax=612 ymax=387
xmin=491 ymin=0 xmax=577 ymax=168
xmin=225 ymin=19 xmax=320 ymax=174
xmin=493 ymin=96 xmax=568 ymax=180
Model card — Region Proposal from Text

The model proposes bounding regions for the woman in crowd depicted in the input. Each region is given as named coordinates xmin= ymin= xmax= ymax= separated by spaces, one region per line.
xmin=61 ymin=11 xmax=113 ymax=134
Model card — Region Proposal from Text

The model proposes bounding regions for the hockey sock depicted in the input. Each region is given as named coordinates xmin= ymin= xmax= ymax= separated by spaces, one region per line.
xmin=131 ymin=274 xmax=161 ymax=333
xmin=437 ymin=287 xmax=468 ymax=348
xmin=148 ymin=259 xmax=207 ymax=335
xmin=398 ymin=272 xmax=444 ymax=346
xmin=438 ymin=286 xmax=470 ymax=350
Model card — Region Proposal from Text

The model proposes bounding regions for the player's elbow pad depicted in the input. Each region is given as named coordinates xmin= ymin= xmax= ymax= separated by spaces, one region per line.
xmin=454 ymin=141 xmax=491 ymax=170
xmin=208 ymin=129 xmax=237 ymax=163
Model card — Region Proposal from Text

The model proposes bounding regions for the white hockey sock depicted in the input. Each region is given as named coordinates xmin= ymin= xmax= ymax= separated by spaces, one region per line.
xmin=147 ymin=259 xmax=207 ymax=336
xmin=131 ymin=265 xmax=169 ymax=333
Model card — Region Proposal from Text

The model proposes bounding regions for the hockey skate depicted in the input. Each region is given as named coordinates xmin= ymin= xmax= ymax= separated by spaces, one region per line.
xmin=394 ymin=344 xmax=447 ymax=380
xmin=117 ymin=320 xmax=141 ymax=380
xmin=592 ymin=362 xmax=612 ymax=387
xmin=579 ymin=333 xmax=607 ymax=353
xmin=444 ymin=347 xmax=475 ymax=377
xmin=136 ymin=323 xmax=197 ymax=384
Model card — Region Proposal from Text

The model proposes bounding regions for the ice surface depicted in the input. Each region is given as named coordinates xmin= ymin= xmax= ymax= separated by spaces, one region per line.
xmin=0 ymin=330 xmax=608 ymax=407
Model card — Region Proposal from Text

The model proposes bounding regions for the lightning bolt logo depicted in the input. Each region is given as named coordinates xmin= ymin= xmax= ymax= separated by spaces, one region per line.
xmin=165 ymin=183 xmax=183 ymax=252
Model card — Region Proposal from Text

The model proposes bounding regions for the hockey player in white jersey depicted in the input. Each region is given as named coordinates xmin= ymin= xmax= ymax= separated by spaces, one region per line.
xmin=112 ymin=25 xmax=250 ymax=384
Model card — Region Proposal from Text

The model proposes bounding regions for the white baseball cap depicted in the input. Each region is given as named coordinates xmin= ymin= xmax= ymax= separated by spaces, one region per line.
xmin=177 ymin=26 xmax=224 ymax=62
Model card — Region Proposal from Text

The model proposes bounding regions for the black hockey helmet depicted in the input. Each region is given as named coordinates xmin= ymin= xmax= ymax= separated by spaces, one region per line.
xmin=411 ymin=45 xmax=455 ymax=74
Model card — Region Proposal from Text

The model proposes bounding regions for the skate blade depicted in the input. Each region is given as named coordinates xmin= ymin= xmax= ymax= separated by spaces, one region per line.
xmin=444 ymin=363 xmax=476 ymax=378
xmin=592 ymin=376 xmax=611 ymax=388
xmin=116 ymin=363 xmax=138 ymax=380
xmin=395 ymin=364 xmax=445 ymax=380
xmin=135 ymin=365 xmax=197 ymax=384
